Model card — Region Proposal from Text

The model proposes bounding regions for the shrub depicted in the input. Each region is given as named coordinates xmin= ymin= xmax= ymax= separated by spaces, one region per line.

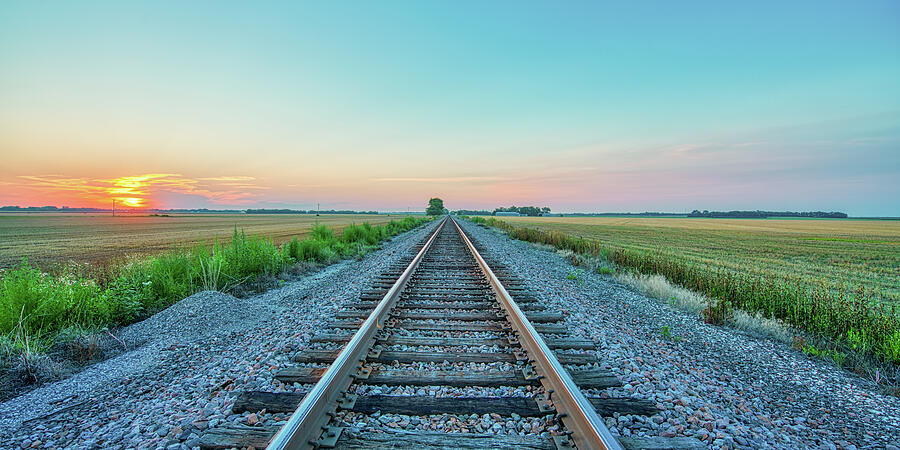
xmin=283 ymin=237 xmax=302 ymax=261
xmin=221 ymin=229 xmax=287 ymax=281
xmin=142 ymin=252 xmax=194 ymax=308
xmin=341 ymin=223 xmax=377 ymax=245
xmin=107 ymin=261 xmax=158 ymax=321
xmin=310 ymin=225 xmax=336 ymax=241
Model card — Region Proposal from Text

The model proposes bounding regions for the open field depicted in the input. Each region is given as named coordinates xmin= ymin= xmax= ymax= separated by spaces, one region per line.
xmin=0 ymin=213 xmax=401 ymax=268
xmin=0 ymin=216 xmax=430 ymax=383
xmin=469 ymin=215 xmax=900 ymax=367
xmin=497 ymin=216 xmax=900 ymax=303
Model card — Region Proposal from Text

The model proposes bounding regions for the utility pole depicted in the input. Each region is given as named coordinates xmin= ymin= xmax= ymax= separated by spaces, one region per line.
xmin=112 ymin=199 xmax=115 ymax=217
xmin=316 ymin=203 xmax=320 ymax=217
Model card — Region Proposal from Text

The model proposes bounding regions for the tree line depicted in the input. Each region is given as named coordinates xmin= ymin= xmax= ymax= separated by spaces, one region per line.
xmin=449 ymin=206 xmax=552 ymax=216
xmin=492 ymin=206 xmax=551 ymax=216
xmin=246 ymin=209 xmax=379 ymax=215
xmin=688 ymin=210 xmax=848 ymax=219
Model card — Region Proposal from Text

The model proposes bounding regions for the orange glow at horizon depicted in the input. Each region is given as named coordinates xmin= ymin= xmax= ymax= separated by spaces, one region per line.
xmin=117 ymin=197 xmax=145 ymax=208
xmin=10 ymin=173 xmax=266 ymax=209
xmin=102 ymin=174 xmax=173 ymax=209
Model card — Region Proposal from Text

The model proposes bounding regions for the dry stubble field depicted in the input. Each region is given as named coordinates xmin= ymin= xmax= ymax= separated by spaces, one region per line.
xmin=0 ymin=213 xmax=399 ymax=268
xmin=498 ymin=216 xmax=900 ymax=304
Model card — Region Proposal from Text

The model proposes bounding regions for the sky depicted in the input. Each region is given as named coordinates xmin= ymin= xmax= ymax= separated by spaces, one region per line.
xmin=1 ymin=1 xmax=898 ymax=215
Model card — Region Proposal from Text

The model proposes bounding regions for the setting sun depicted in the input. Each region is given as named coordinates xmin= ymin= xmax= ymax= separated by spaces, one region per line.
xmin=1 ymin=2 xmax=898 ymax=448
xmin=5 ymin=173 xmax=262 ymax=210
xmin=103 ymin=175 xmax=173 ymax=209
xmin=117 ymin=197 xmax=145 ymax=208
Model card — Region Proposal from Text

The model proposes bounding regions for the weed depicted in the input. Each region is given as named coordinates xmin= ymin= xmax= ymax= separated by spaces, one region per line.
xmin=883 ymin=330 xmax=900 ymax=363
xmin=846 ymin=329 xmax=869 ymax=353
xmin=0 ymin=216 xmax=430 ymax=362
xmin=0 ymin=260 xmax=111 ymax=342
xmin=598 ymin=266 xmax=614 ymax=275
xmin=283 ymin=237 xmax=302 ymax=261
xmin=793 ymin=335 xmax=813 ymax=354
xmin=701 ymin=300 xmax=730 ymax=326
xmin=803 ymin=343 xmax=822 ymax=357
xmin=6 ymin=307 xmax=54 ymax=382
xmin=831 ymin=350 xmax=847 ymax=367
xmin=58 ymin=326 xmax=102 ymax=363
xmin=661 ymin=325 xmax=672 ymax=339
xmin=729 ymin=309 xmax=792 ymax=343
xmin=0 ymin=213 xmax=403 ymax=268
xmin=617 ymin=272 xmax=708 ymax=315
xmin=470 ymin=217 xmax=900 ymax=366
xmin=198 ymin=255 xmax=223 ymax=291
xmin=792 ymin=336 xmax=848 ymax=367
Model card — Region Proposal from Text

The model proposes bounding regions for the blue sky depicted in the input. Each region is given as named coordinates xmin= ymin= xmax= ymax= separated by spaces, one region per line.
xmin=1 ymin=1 xmax=898 ymax=215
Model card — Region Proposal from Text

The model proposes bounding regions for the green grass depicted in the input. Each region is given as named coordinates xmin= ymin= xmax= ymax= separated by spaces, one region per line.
xmin=565 ymin=269 xmax=581 ymax=281
xmin=0 ymin=216 xmax=430 ymax=359
xmin=660 ymin=325 xmax=672 ymax=339
xmin=464 ymin=215 xmax=900 ymax=365
xmin=0 ymin=213 xmax=402 ymax=268
xmin=494 ymin=216 xmax=900 ymax=302
xmin=0 ymin=264 xmax=111 ymax=339
xmin=799 ymin=237 xmax=891 ymax=244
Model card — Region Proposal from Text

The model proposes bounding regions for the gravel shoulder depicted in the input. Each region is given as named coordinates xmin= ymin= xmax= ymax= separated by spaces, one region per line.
xmin=5 ymin=218 xmax=897 ymax=449
xmin=459 ymin=220 xmax=900 ymax=449
xmin=0 ymin=220 xmax=439 ymax=447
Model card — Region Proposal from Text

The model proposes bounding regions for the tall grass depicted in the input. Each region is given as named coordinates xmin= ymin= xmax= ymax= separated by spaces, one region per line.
xmin=0 ymin=263 xmax=112 ymax=338
xmin=0 ymin=216 xmax=429 ymax=360
xmin=464 ymin=216 xmax=900 ymax=365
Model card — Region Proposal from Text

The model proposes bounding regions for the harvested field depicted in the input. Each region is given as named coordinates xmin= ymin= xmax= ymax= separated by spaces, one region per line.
xmin=496 ymin=216 xmax=900 ymax=303
xmin=0 ymin=213 xmax=401 ymax=268
xmin=5 ymin=218 xmax=899 ymax=449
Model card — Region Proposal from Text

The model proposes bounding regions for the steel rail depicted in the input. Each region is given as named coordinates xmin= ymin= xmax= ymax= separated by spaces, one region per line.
xmin=451 ymin=216 xmax=624 ymax=450
xmin=267 ymin=217 xmax=447 ymax=450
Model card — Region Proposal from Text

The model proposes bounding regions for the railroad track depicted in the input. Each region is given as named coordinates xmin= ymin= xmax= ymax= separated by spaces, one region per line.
xmin=198 ymin=217 xmax=701 ymax=449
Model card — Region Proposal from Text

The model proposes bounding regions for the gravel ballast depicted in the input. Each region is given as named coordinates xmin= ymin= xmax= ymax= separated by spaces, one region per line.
xmin=0 ymin=220 xmax=440 ymax=448
xmin=4 ymin=217 xmax=898 ymax=449
xmin=458 ymin=219 xmax=900 ymax=449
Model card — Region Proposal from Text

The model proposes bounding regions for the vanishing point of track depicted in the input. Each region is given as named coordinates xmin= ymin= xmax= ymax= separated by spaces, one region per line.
xmin=198 ymin=217 xmax=695 ymax=449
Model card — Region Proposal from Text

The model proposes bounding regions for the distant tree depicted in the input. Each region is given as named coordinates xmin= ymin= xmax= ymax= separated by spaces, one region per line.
xmin=453 ymin=209 xmax=491 ymax=215
xmin=426 ymin=198 xmax=445 ymax=216
xmin=687 ymin=209 xmax=847 ymax=219
xmin=492 ymin=205 xmax=549 ymax=216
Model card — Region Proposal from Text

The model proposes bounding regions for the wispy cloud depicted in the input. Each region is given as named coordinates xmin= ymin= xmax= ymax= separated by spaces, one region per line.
xmin=371 ymin=176 xmax=507 ymax=183
xmin=16 ymin=173 xmax=266 ymax=207
xmin=197 ymin=176 xmax=256 ymax=182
